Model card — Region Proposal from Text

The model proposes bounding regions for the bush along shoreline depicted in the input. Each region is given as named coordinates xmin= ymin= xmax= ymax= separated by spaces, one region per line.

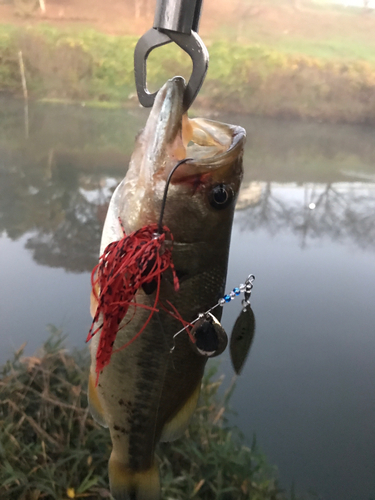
xmin=0 ymin=330 xmax=288 ymax=500
xmin=1 ymin=25 xmax=375 ymax=123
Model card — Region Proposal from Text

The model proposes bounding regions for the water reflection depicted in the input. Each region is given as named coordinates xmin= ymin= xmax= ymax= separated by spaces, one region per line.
xmin=2 ymin=164 xmax=375 ymax=271
xmin=237 ymin=181 xmax=375 ymax=250
xmin=0 ymin=161 xmax=116 ymax=271
xmin=0 ymin=97 xmax=142 ymax=271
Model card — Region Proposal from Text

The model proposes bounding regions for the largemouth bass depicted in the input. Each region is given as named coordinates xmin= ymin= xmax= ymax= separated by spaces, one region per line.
xmin=88 ymin=77 xmax=245 ymax=500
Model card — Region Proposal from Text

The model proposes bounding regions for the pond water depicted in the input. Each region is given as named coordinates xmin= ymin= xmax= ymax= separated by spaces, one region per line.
xmin=1 ymin=97 xmax=374 ymax=500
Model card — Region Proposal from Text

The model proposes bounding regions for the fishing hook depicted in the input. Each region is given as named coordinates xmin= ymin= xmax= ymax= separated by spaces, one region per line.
xmin=157 ymin=158 xmax=193 ymax=234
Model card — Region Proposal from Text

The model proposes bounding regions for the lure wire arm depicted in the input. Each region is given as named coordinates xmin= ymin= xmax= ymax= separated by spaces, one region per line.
xmin=170 ymin=274 xmax=255 ymax=352
xmin=134 ymin=0 xmax=209 ymax=111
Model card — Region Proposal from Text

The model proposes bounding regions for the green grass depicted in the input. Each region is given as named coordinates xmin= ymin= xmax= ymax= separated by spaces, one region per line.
xmin=214 ymin=18 xmax=375 ymax=62
xmin=266 ymin=37 xmax=375 ymax=62
xmin=0 ymin=329 xmax=289 ymax=500
xmin=2 ymin=24 xmax=375 ymax=122
xmin=208 ymin=0 xmax=375 ymax=62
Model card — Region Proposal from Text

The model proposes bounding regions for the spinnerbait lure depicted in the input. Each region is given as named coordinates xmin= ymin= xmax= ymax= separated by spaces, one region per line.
xmin=171 ymin=274 xmax=256 ymax=374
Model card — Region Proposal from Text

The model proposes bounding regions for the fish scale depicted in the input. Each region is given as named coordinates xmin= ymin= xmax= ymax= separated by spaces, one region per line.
xmin=129 ymin=325 xmax=168 ymax=469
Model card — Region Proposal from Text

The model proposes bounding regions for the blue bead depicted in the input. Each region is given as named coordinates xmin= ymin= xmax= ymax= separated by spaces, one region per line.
xmin=233 ymin=287 xmax=240 ymax=296
xmin=224 ymin=294 xmax=231 ymax=303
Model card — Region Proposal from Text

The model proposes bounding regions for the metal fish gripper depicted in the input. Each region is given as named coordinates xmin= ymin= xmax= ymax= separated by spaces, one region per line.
xmin=134 ymin=0 xmax=209 ymax=111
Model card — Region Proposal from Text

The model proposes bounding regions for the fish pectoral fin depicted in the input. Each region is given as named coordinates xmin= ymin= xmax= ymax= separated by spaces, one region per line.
xmin=90 ymin=284 xmax=99 ymax=319
xmin=109 ymin=455 xmax=160 ymax=500
xmin=88 ymin=371 xmax=108 ymax=428
xmin=160 ymin=381 xmax=201 ymax=443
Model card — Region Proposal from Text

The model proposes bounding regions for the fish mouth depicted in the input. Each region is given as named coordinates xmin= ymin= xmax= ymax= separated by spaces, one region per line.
xmin=142 ymin=77 xmax=245 ymax=181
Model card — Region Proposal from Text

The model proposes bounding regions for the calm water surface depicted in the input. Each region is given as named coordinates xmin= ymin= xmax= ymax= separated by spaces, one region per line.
xmin=0 ymin=97 xmax=374 ymax=500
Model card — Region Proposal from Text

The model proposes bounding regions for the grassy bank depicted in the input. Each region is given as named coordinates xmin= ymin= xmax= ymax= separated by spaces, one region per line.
xmin=0 ymin=331 xmax=287 ymax=500
xmin=2 ymin=25 xmax=375 ymax=122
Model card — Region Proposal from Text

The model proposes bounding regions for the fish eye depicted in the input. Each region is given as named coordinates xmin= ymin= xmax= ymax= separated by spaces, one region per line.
xmin=209 ymin=184 xmax=233 ymax=210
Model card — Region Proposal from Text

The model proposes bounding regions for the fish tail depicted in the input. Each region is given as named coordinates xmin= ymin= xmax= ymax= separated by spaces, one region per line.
xmin=109 ymin=454 xmax=160 ymax=500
